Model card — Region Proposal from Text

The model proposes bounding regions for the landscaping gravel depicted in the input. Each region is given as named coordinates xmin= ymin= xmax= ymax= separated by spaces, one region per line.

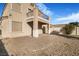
xmin=1 ymin=34 xmax=79 ymax=56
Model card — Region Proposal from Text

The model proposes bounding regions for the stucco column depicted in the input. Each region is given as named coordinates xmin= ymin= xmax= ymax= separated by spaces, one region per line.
xmin=46 ymin=24 xmax=48 ymax=34
xmin=48 ymin=17 xmax=51 ymax=34
xmin=33 ymin=8 xmax=39 ymax=37
xmin=47 ymin=24 xmax=49 ymax=34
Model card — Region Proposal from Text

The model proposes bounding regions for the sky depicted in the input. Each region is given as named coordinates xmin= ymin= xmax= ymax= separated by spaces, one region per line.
xmin=0 ymin=3 xmax=5 ymax=16
xmin=36 ymin=3 xmax=79 ymax=24
xmin=0 ymin=3 xmax=79 ymax=24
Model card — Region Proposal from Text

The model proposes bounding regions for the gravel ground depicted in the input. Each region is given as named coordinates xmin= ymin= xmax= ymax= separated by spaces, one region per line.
xmin=1 ymin=34 xmax=79 ymax=56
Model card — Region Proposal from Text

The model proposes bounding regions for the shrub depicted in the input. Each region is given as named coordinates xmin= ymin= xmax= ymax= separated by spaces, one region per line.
xmin=61 ymin=24 xmax=75 ymax=35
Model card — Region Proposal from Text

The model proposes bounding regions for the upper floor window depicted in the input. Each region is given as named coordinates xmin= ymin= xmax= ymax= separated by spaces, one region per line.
xmin=26 ymin=8 xmax=33 ymax=17
xmin=12 ymin=3 xmax=21 ymax=12
xmin=28 ymin=8 xmax=33 ymax=12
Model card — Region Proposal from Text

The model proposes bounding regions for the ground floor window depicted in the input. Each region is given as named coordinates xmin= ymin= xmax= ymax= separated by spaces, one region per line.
xmin=12 ymin=21 xmax=22 ymax=32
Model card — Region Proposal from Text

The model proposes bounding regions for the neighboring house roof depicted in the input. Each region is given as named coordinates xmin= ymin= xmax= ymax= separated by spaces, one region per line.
xmin=50 ymin=24 xmax=66 ymax=28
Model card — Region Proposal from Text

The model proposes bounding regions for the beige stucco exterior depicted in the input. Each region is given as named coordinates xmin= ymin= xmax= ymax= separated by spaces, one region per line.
xmin=71 ymin=27 xmax=79 ymax=35
xmin=1 ymin=3 xmax=49 ymax=38
xmin=50 ymin=24 xmax=65 ymax=33
xmin=50 ymin=24 xmax=79 ymax=35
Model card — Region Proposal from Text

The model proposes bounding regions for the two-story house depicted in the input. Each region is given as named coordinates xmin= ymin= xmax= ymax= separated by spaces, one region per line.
xmin=1 ymin=3 xmax=50 ymax=38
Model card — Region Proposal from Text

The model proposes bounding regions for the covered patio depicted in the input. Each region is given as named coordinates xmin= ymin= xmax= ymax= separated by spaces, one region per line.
xmin=27 ymin=20 xmax=49 ymax=37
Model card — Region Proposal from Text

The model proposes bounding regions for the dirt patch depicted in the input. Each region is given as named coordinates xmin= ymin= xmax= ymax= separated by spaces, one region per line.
xmin=2 ymin=34 xmax=79 ymax=56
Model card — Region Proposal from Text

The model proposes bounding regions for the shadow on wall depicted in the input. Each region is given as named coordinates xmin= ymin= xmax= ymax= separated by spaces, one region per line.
xmin=27 ymin=21 xmax=33 ymax=36
xmin=0 ymin=40 xmax=8 ymax=56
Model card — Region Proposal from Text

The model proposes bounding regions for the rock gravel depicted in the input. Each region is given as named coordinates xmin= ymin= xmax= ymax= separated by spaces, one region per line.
xmin=2 ymin=34 xmax=79 ymax=56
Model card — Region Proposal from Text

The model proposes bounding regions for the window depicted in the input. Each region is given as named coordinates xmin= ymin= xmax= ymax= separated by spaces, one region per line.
xmin=12 ymin=3 xmax=21 ymax=12
xmin=26 ymin=8 xmax=33 ymax=17
xmin=28 ymin=8 xmax=33 ymax=12
xmin=12 ymin=21 xmax=22 ymax=32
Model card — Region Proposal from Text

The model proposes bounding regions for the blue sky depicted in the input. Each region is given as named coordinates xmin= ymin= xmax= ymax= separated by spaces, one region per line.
xmin=0 ymin=3 xmax=79 ymax=24
xmin=0 ymin=3 xmax=5 ymax=16
xmin=36 ymin=3 xmax=79 ymax=24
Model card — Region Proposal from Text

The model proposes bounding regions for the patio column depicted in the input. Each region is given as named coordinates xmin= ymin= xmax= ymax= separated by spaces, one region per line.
xmin=46 ymin=24 xmax=48 ymax=34
xmin=33 ymin=7 xmax=39 ymax=37
xmin=47 ymin=24 xmax=49 ymax=34
xmin=48 ymin=17 xmax=51 ymax=34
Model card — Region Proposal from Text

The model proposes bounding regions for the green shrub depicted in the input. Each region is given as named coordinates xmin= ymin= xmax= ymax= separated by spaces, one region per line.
xmin=61 ymin=24 xmax=75 ymax=35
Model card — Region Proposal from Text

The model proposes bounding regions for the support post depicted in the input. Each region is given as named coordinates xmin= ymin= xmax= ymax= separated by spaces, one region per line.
xmin=33 ymin=8 xmax=39 ymax=37
xmin=48 ymin=17 xmax=51 ymax=34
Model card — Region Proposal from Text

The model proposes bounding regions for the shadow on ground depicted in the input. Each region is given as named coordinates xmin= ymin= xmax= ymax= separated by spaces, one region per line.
xmin=0 ymin=40 xmax=8 ymax=56
xmin=50 ymin=33 xmax=79 ymax=40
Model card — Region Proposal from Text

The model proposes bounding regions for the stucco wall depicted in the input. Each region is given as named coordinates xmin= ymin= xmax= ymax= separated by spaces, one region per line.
xmin=77 ymin=27 xmax=79 ymax=35
xmin=71 ymin=27 xmax=79 ymax=35
xmin=21 ymin=4 xmax=34 ymax=36
xmin=50 ymin=27 xmax=62 ymax=33
xmin=12 ymin=11 xmax=22 ymax=22
xmin=2 ymin=3 xmax=49 ymax=38
xmin=2 ymin=4 xmax=11 ymax=38
xmin=12 ymin=21 xmax=22 ymax=32
xmin=9 ymin=3 xmax=34 ymax=38
xmin=12 ymin=3 xmax=21 ymax=12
